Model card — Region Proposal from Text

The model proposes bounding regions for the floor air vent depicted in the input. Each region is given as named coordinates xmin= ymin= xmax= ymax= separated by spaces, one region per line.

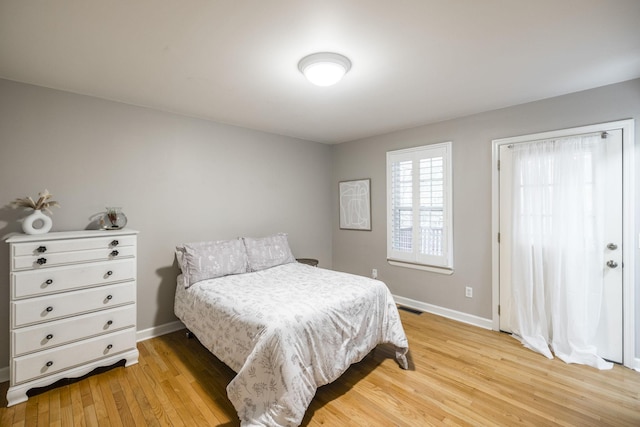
xmin=397 ymin=305 xmax=423 ymax=315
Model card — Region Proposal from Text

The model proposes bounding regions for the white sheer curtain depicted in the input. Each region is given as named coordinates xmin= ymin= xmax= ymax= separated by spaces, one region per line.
xmin=509 ymin=134 xmax=612 ymax=370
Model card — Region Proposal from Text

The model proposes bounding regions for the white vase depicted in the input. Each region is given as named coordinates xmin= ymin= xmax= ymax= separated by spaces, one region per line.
xmin=22 ymin=210 xmax=53 ymax=235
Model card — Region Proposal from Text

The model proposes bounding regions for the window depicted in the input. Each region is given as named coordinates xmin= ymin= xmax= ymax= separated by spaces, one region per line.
xmin=386 ymin=142 xmax=453 ymax=272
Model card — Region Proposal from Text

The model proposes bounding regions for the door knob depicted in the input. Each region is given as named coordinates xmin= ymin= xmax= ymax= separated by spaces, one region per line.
xmin=606 ymin=260 xmax=618 ymax=268
xmin=607 ymin=243 xmax=618 ymax=250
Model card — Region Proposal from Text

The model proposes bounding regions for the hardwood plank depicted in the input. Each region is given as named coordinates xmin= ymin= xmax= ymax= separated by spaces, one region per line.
xmin=174 ymin=373 xmax=224 ymax=425
xmin=80 ymin=378 xmax=99 ymax=427
xmin=68 ymin=382 xmax=84 ymax=427
xmin=135 ymin=362 xmax=184 ymax=426
xmin=0 ymin=403 xmax=14 ymax=427
xmin=129 ymin=364 xmax=173 ymax=426
xmin=23 ymin=395 xmax=38 ymax=426
xmin=111 ymin=366 xmax=146 ymax=426
xmin=82 ymin=404 xmax=99 ymax=427
xmin=1 ymin=310 xmax=639 ymax=426
xmin=36 ymin=391 xmax=49 ymax=427
xmin=97 ymin=370 xmax=124 ymax=427
xmin=188 ymin=373 xmax=237 ymax=424
xmin=117 ymin=366 xmax=160 ymax=427
xmin=58 ymin=385 xmax=74 ymax=427
xmin=87 ymin=376 xmax=110 ymax=426
xmin=0 ymin=381 xmax=16 ymax=426
xmin=47 ymin=387 xmax=61 ymax=427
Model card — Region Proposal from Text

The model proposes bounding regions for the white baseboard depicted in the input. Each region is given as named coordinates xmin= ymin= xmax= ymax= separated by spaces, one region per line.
xmin=393 ymin=294 xmax=493 ymax=330
xmin=136 ymin=320 xmax=185 ymax=342
xmin=634 ymin=357 xmax=640 ymax=372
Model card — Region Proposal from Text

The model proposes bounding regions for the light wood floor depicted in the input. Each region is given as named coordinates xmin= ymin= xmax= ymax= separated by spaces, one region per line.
xmin=2 ymin=310 xmax=639 ymax=426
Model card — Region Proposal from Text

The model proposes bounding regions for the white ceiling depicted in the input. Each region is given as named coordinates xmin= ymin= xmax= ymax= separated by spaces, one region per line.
xmin=1 ymin=1 xmax=639 ymax=144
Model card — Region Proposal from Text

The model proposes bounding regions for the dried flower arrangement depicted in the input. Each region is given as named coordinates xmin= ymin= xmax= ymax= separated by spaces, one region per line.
xmin=101 ymin=207 xmax=127 ymax=229
xmin=107 ymin=208 xmax=119 ymax=225
xmin=12 ymin=189 xmax=60 ymax=215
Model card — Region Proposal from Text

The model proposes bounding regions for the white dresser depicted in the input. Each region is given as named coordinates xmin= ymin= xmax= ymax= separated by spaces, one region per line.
xmin=5 ymin=229 xmax=139 ymax=406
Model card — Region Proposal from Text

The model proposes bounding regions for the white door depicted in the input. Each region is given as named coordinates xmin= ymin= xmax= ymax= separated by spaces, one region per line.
xmin=499 ymin=129 xmax=623 ymax=363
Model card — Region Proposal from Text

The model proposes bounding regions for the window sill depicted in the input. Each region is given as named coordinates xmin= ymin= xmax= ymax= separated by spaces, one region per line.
xmin=387 ymin=259 xmax=454 ymax=275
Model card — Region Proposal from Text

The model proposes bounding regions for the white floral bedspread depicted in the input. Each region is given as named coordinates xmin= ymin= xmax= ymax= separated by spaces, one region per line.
xmin=174 ymin=262 xmax=409 ymax=427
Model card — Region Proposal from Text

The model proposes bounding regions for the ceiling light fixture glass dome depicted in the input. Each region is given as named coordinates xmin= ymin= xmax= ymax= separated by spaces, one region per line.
xmin=298 ymin=52 xmax=352 ymax=87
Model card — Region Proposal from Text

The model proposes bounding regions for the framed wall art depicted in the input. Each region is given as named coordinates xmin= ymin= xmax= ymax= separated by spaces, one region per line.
xmin=339 ymin=178 xmax=371 ymax=231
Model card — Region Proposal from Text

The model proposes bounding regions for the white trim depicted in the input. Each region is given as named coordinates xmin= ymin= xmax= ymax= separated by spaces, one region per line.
xmin=621 ymin=120 xmax=636 ymax=371
xmin=386 ymin=141 xmax=454 ymax=269
xmin=136 ymin=320 xmax=185 ymax=342
xmin=388 ymin=259 xmax=454 ymax=275
xmin=393 ymin=295 xmax=492 ymax=330
xmin=491 ymin=119 xmax=636 ymax=369
xmin=634 ymin=357 xmax=640 ymax=373
xmin=491 ymin=139 xmax=501 ymax=332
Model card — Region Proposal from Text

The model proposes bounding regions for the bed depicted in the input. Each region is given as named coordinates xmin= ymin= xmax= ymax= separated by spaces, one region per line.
xmin=173 ymin=234 xmax=409 ymax=427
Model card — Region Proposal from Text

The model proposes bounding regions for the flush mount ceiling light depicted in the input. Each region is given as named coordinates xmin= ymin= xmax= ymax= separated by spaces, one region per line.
xmin=298 ymin=52 xmax=352 ymax=87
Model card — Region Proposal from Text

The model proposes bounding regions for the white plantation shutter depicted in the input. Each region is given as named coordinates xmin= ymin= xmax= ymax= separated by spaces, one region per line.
xmin=390 ymin=159 xmax=413 ymax=254
xmin=387 ymin=142 xmax=453 ymax=270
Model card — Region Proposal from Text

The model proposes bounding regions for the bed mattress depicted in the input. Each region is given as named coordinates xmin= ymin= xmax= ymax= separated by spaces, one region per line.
xmin=174 ymin=262 xmax=409 ymax=426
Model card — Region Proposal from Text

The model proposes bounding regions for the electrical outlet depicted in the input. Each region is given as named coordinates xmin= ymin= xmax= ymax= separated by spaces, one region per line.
xmin=465 ymin=286 xmax=473 ymax=298
xmin=372 ymin=268 xmax=378 ymax=279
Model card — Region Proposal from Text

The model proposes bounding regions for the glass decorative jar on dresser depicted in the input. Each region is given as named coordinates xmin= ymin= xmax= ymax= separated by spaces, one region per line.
xmin=5 ymin=229 xmax=139 ymax=406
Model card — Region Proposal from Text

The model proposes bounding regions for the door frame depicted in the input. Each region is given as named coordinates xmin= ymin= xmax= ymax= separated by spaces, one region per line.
xmin=491 ymin=119 xmax=636 ymax=369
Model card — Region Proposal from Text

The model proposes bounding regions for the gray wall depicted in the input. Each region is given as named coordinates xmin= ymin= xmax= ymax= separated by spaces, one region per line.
xmin=0 ymin=79 xmax=333 ymax=369
xmin=332 ymin=79 xmax=640 ymax=353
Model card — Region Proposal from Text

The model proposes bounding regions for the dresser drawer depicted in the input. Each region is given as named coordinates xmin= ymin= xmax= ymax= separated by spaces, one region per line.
xmin=12 ymin=282 xmax=136 ymax=327
xmin=12 ymin=305 xmax=136 ymax=357
xmin=11 ymin=259 xmax=135 ymax=299
xmin=12 ymin=245 xmax=135 ymax=271
xmin=13 ymin=328 xmax=136 ymax=384
xmin=12 ymin=235 xmax=136 ymax=257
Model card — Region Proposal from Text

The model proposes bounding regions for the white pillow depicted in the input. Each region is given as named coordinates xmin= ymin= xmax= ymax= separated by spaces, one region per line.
xmin=177 ymin=239 xmax=248 ymax=287
xmin=243 ymin=233 xmax=296 ymax=272
xmin=175 ymin=247 xmax=186 ymax=272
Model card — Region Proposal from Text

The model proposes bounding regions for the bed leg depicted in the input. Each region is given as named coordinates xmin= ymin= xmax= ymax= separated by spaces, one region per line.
xmin=186 ymin=330 xmax=194 ymax=339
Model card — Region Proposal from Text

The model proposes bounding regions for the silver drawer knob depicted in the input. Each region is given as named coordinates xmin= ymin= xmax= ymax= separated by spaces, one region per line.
xmin=606 ymin=260 xmax=618 ymax=269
